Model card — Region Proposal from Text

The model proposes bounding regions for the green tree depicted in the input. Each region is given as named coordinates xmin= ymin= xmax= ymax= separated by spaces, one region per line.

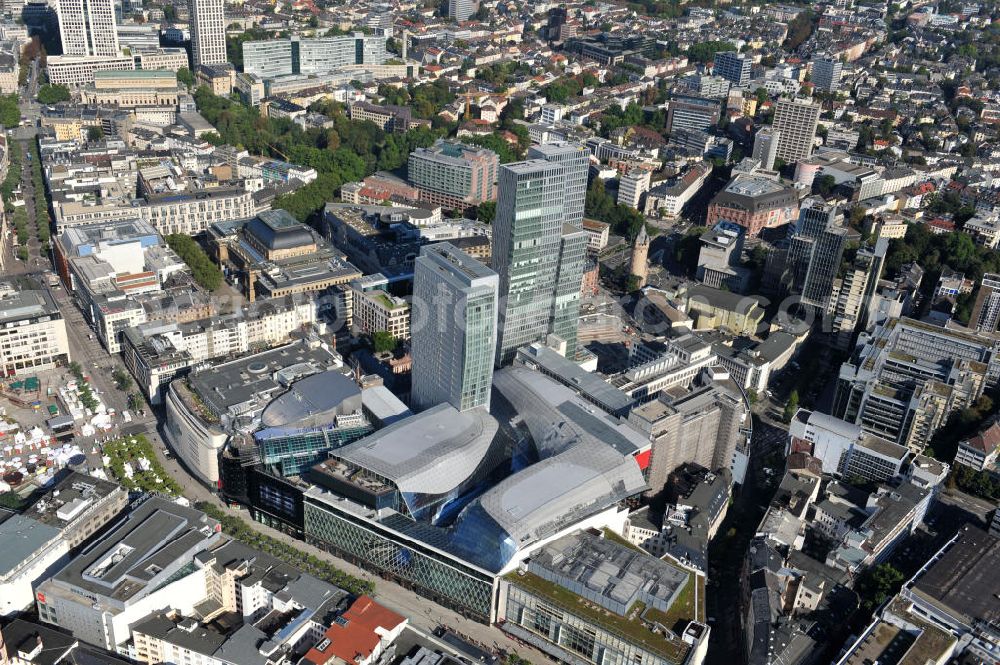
xmin=783 ymin=390 xmax=800 ymax=422
xmin=856 ymin=563 xmax=905 ymax=611
xmin=87 ymin=125 xmax=104 ymax=142
xmin=0 ymin=94 xmax=20 ymax=128
xmin=686 ymin=41 xmax=736 ymax=64
xmin=783 ymin=11 xmax=816 ymax=50
xmin=371 ymin=331 xmax=397 ymax=354
xmin=474 ymin=200 xmax=495 ymax=223
xmin=814 ymin=174 xmax=836 ymax=197
xmin=37 ymin=84 xmax=70 ymax=104
xmin=112 ymin=367 xmax=133 ymax=392
xmin=165 ymin=234 xmax=223 ymax=291
xmin=176 ymin=66 xmax=195 ymax=88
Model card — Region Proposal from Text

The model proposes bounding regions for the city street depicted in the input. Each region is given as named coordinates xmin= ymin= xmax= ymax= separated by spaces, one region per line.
xmin=704 ymin=417 xmax=783 ymax=665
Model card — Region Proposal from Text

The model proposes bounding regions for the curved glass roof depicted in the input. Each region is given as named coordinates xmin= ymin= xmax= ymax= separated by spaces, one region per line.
xmin=260 ymin=371 xmax=362 ymax=428
xmin=448 ymin=368 xmax=648 ymax=570
xmin=333 ymin=403 xmax=499 ymax=496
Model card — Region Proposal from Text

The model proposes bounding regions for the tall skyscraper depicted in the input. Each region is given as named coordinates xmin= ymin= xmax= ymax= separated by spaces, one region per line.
xmin=189 ymin=0 xmax=227 ymax=68
xmin=772 ymin=97 xmax=822 ymax=165
xmin=970 ymin=273 xmax=1000 ymax=333
xmin=493 ymin=158 xmax=585 ymax=366
xmin=57 ymin=0 xmax=120 ymax=57
xmin=811 ymin=54 xmax=843 ymax=93
xmin=787 ymin=198 xmax=850 ymax=311
xmin=752 ymin=126 xmax=780 ymax=170
xmin=448 ymin=0 xmax=474 ymax=21
xmin=411 ymin=242 xmax=498 ymax=412
xmin=627 ymin=374 xmax=748 ymax=494
xmin=528 ymin=142 xmax=589 ymax=227
xmin=551 ymin=225 xmax=588 ymax=354
xmin=828 ymin=238 xmax=887 ymax=350
xmin=713 ymin=51 xmax=751 ymax=86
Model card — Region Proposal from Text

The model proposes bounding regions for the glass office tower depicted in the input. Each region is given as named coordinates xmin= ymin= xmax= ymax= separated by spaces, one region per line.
xmin=493 ymin=160 xmax=569 ymax=366
xmin=411 ymin=242 xmax=499 ymax=411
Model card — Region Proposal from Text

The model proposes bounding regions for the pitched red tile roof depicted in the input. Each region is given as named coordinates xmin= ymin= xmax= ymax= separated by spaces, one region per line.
xmin=301 ymin=596 xmax=406 ymax=665
xmin=964 ymin=421 xmax=1000 ymax=454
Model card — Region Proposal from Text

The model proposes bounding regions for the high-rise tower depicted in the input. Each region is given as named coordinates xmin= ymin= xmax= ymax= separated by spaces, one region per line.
xmin=752 ymin=127 xmax=780 ymax=170
xmin=811 ymin=54 xmax=843 ymax=93
xmin=448 ymin=0 xmax=474 ymax=21
xmin=772 ymin=97 xmax=821 ymax=165
xmin=57 ymin=0 xmax=120 ymax=57
xmin=787 ymin=198 xmax=850 ymax=312
xmin=713 ymin=51 xmax=751 ymax=86
xmin=189 ymin=0 xmax=227 ymax=68
xmin=492 ymin=157 xmax=586 ymax=366
xmin=527 ymin=142 xmax=589 ymax=228
xmin=411 ymin=242 xmax=498 ymax=412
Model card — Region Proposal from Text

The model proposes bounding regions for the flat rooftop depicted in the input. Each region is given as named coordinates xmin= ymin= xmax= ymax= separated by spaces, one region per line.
xmin=509 ymin=530 xmax=695 ymax=662
xmin=22 ymin=471 xmax=122 ymax=529
xmin=910 ymin=527 xmax=1000 ymax=627
xmin=0 ymin=289 xmax=60 ymax=323
xmin=517 ymin=343 xmax=633 ymax=414
xmin=0 ymin=515 xmax=61 ymax=578
xmin=51 ymin=498 xmax=219 ymax=603
xmin=187 ymin=342 xmax=340 ymax=418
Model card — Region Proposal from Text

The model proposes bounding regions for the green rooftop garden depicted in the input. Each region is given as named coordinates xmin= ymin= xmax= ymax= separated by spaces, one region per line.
xmin=505 ymin=569 xmax=692 ymax=663
xmin=371 ymin=291 xmax=406 ymax=310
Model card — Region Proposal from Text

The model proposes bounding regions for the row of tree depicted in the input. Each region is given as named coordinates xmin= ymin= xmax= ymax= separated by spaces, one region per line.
xmin=37 ymin=84 xmax=70 ymax=104
xmin=165 ymin=234 xmax=223 ymax=291
xmin=195 ymin=501 xmax=375 ymax=596
xmin=2 ymin=142 xmax=21 ymax=210
xmin=0 ymin=94 xmax=20 ymax=128
xmin=28 ymin=140 xmax=51 ymax=249
xmin=376 ymin=80 xmax=455 ymax=119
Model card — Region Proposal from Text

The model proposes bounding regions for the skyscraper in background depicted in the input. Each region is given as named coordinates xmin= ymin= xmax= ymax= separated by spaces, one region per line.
xmin=493 ymin=158 xmax=586 ymax=366
xmin=970 ymin=273 xmax=1000 ymax=333
xmin=551 ymin=225 xmax=588 ymax=356
xmin=752 ymin=126 xmax=780 ymax=170
xmin=811 ymin=54 xmax=843 ymax=93
xmin=829 ymin=238 xmax=887 ymax=350
xmin=713 ymin=51 xmax=751 ymax=86
xmin=57 ymin=0 xmax=120 ymax=57
xmin=189 ymin=0 xmax=227 ymax=68
xmin=772 ymin=97 xmax=822 ymax=165
xmin=667 ymin=94 xmax=721 ymax=134
xmin=528 ymin=142 xmax=589 ymax=227
xmin=411 ymin=242 xmax=499 ymax=412
xmin=448 ymin=0 xmax=474 ymax=21
xmin=787 ymin=198 xmax=850 ymax=312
